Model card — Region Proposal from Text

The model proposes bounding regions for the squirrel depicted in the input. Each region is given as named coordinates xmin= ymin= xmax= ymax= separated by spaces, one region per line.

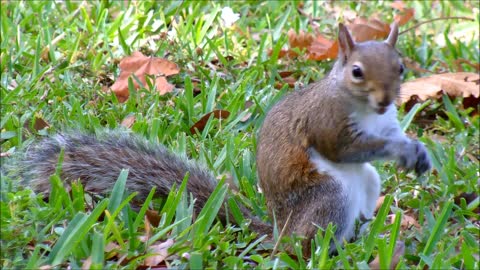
xmin=257 ymin=22 xmax=431 ymax=250
xmin=10 ymin=23 xmax=431 ymax=255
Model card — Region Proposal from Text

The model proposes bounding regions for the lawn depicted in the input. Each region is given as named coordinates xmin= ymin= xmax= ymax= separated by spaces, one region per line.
xmin=1 ymin=1 xmax=478 ymax=269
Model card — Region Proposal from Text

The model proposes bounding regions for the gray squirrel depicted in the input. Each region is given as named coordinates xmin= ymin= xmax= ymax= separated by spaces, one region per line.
xmin=11 ymin=23 xmax=431 ymax=255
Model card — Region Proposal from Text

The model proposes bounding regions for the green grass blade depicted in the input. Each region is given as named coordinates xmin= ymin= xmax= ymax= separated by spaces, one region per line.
xmin=442 ymin=95 xmax=465 ymax=131
xmin=90 ymin=232 xmax=104 ymax=270
xmin=422 ymin=200 xmax=453 ymax=256
xmin=400 ymin=100 xmax=431 ymax=132
xmin=364 ymin=194 xmax=393 ymax=260
xmin=189 ymin=251 xmax=203 ymax=270
xmin=161 ymin=172 xmax=189 ymax=226
xmin=191 ymin=178 xmax=227 ymax=247
xmin=48 ymin=199 xmax=108 ymax=266
xmin=107 ymin=169 xmax=129 ymax=214
xmin=132 ymin=186 xmax=157 ymax=230
xmin=318 ymin=223 xmax=335 ymax=269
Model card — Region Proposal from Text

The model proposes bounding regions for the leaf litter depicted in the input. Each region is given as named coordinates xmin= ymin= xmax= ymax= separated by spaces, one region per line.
xmin=110 ymin=51 xmax=180 ymax=102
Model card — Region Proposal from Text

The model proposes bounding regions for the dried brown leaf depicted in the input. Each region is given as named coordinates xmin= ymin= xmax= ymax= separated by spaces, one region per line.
xmin=308 ymin=37 xmax=338 ymax=61
xmin=146 ymin=209 xmax=161 ymax=227
xmin=120 ymin=114 xmax=136 ymax=128
xmin=389 ymin=214 xmax=421 ymax=230
xmin=375 ymin=195 xmax=386 ymax=212
xmin=240 ymin=101 xmax=254 ymax=123
xmin=24 ymin=116 xmax=50 ymax=132
xmin=288 ymin=29 xmax=314 ymax=49
xmin=144 ymin=239 xmax=174 ymax=266
xmin=190 ymin=110 xmax=230 ymax=134
xmin=394 ymin=8 xmax=415 ymax=26
xmin=390 ymin=1 xmax=406 ymax=11
xmin=399 ymin=72 xmax=480 ymax=104
xmin=348 ymin=18 xmax=390 ymax=42
xmin=369 ymin=241 xmax=405 ymax=270
xmin=110 ymin=51 xmax=180 ymax=102
xmin=283 ymin=30 xmax=338 ymax=60
xmin=278 ymin=71 xmax=294 ymax=78
xmin=105 ymin=242 xmax=120 ymax=253
xmin=81 ymin=256 xmax=92 ymax=270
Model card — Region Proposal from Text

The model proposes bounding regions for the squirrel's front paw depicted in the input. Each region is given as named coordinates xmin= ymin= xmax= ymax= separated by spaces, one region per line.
xmin=398 ymin=140 xmax=431 ymax=175
xmin=413 ymin=141 xmax=431 ymax=175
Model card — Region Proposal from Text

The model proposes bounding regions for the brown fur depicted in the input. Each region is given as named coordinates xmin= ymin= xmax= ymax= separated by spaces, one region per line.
xmin=257 ymin=22 xmax=430 ymax=255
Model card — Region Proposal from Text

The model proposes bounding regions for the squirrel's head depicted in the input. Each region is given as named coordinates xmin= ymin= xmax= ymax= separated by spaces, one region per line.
xmin=335 ymin=23 xmax=404 ymax=114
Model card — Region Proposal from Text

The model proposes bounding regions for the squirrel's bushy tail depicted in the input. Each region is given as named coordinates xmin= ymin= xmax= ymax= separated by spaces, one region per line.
xmin=14 ymin=130 xmax=270 ymax=234
xmin=15 ymin=130 xmax=272 ymax=234
xmin=19 ymin=131 xmax=216 ymax=208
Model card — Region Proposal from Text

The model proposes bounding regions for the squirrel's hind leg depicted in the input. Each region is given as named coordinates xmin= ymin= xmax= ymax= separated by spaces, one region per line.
xmin=353 ymin=163 xmax=381 ymax=239
xmin=360 ymin=163 xmax=381 ymax=220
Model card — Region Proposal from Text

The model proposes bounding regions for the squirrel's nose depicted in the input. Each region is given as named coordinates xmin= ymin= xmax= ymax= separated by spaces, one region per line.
xmin=378 ymin=97 xmax=391 ymax=107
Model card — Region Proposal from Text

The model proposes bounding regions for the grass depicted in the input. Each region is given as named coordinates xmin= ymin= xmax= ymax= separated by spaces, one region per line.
xmin=1 ymin=0 xmax=479 ymax=269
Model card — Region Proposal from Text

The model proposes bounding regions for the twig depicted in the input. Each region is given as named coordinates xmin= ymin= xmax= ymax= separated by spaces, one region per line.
xmin=399 ymin=16 xmax=475 ymax=35
xmin=270 ymin=211 xmax=293 ymax=259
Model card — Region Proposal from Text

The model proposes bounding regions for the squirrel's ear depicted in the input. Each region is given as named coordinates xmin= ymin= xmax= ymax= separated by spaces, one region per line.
xmin=338 ymin=23 xmax=355 ymax=63
xmin=385 ymin=22 xmax=399 ymax=47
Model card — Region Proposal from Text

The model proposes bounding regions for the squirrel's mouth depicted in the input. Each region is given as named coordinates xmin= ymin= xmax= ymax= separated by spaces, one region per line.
xmin=375 ymin=107 xmax=388 ymax=114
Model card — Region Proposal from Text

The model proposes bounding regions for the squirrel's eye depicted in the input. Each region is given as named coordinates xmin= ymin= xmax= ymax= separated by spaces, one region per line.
xmin=399 ymin=64 xmax=404 ymax=75
xmin=352 ymin=65 xmax=363 ymax=79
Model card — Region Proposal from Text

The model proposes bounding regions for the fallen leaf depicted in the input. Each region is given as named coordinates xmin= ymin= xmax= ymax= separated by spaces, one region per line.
xmin=399 ymin=72 xmax=480 ymax=104
xmin=348 ymin=18 xmax=391 ymax=42
xmin=375 ymin=196 xmax=386 ymax=212
xmin=24 ymin=115 xmax=50 ymax=132
xmin=278 ymin=16 xmax=411 ymax=61
xmin=274 ymin=75 xmax=298 ymax=89
xmin=105 ymin=242 xmax=120 ymax=253
xmin=278 ymin=71 xmax=294 ymax=78
xmin=394 ymin=8 xmax=415 ymax=26
xmin=280 ymin=30 xmax=338 ymax=61
xmin=144 ymin=239 xmax=174 ymax=266
xmin=240 ymin=101 xmax=254 ymax=123
xmin=210 ymin=55 xmax=235 ymax=69
xmin=189 ymin=110 xmax=230 ymax=134
xmin=139 ymin=215 xmax=153 ymax=243
xmin=390 ymin=1 xmax=406 ymax=11
xmin=369 ymin=241 xmax=405 ymax=270
xmin=308 ymin=36 xmax=338 ymax=61
xmin=288 ymin=29 xmax=314 ymax=50
xmin=0 ymin=152 xmax=11 ymax=157
xmin=144 ymin=214 xmax=152 ymax=239
xmin=389 ymin=213 xmax=421 ymax=229
xmin=33 ymin=117 xmax=50 ymax=131
xmin=146 ymin=209 xmax=161 ymax=227
xmin=120 ymin=114 xmax=136 ymax=128
xmin=110 ymin=51 xmax=180 ymax=102
xmin=81 ymin=256 xmax=92 ymax=270
xmin=454 ymin=192 xmax=479 ymax=214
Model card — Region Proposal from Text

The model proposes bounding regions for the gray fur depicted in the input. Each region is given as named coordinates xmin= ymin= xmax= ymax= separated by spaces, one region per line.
xmin=15 ymin=131 xmax=220 ymax=217
xmin=12 ymin=130 xmax=272 ymax=234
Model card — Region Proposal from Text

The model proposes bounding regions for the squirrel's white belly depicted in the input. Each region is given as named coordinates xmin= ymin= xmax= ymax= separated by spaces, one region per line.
xmin=308 ymin=148 xmax=381 ymax=241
